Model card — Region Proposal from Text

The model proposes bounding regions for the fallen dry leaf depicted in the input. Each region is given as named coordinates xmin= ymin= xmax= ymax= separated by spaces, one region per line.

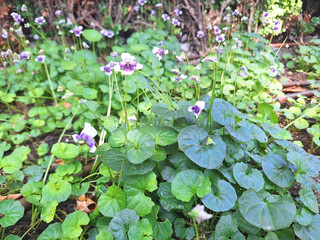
xmin=77 ymin=195 xmax=97 ymax=213
xmin=0 ymin=193 xmax=22 ymax=201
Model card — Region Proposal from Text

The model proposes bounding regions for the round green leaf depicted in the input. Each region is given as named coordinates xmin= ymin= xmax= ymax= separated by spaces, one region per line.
xmin=233 ymin=162 xmax=264 ymax=191
xmin=41 ymin=201 xmax=58 ymax=223
xmin=96 ymin=230 xmax=114 ymax=240
xmin=38 ymin=223 xmax=63 ymax=240
xmin=61 ymin=211 xmax=90 ymax=238
xmin=178 ymin=125 xmax=226 ymax=169
xmin=98 ymin=185 xmax=126 ymax=217
xmin=140 ymin=126 xmax=178 ymax=146
xmin=108 ymin=209 xmax=139 ymax=240
xmin=51 ymin=143 xmax=79 ymax=160
xmin=201 ymin=180 xmax=237 ymax=212
xmin=128 ymin=219 xmax=153 ymax=240
xmin=293 ymin=214 xmax=320 ymax=240
xmin=262 ymin=154 xmax=294 ymax=188
xmin=171 ymin=169 xmax=211 ymax=202
xmin=4 ymin=235 xmax=21 ymax=240
xmin=295 ymin=207 xmax=313 ymax=226
xmin=0 ymin=199 xmax=24 ymax=228
xmin=125 ymin=129 xmax=155 ymax=164
xmin=215 ymin=215 xmax=243 ymax=240
xmin=239 ymin=190 xmax=296 ymax=231
xmin=299 ymin=187 xmax=319 ymax=213
xmin=211 ymin=98 xmax=241 ymax=126
xmin=82 ymin=29 xmax=102 ymax=42
xmin=42 ymin=180 xmax=72 ymax=203
xmin=294 ymin=118 xmax=309 ymax=129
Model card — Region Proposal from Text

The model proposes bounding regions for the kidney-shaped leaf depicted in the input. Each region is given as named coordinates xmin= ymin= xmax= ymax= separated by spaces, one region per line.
xmin=61 ymin=211 xmax=90 ymax=239
xmin=82 ymin=29 xmax=102 ymax=42
xmin=293 ymin=214 xmax=320 ymax=240
xmin=42 ymin=180 xmax=72 ymax=203
xmin=178 ymin=125 xmax=226 ymax=169
xmin=233 ymin=162 xmax=264 ymax=191
xmin=299 ymin=187 xmax=319 ymax=214
xmin=262 ymin=154 xmax=294 ymax=188
xmin=201 ymin=180 xmax=237 ymax=212
xmin=51 ymin=143 xmax=79 ymax=160
xmin=239 ymin=190 xmax=296 ymax=231
xmin=37 ymin=223 xmax=63 ymax=240
xmin=98 ymin=185 xmax=126 ymax=217
xmin=171 ymin=169 xmax=211 ymax=202
xmin=141 ymin=126 xmax=178 ymax=146
xmin=108 ymin=209 xmax=139 ymax=240
xmin=211 ymin=98 xmax=241 ymax=126
xmin=0 ymin=199 xmax=24 ymax=228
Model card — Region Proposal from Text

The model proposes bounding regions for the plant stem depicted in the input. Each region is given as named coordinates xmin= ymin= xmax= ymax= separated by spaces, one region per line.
xmin=44 ymin=63 xmax=58 ymax=105
xmin=193 ymin=219 xmax=200 ymax=240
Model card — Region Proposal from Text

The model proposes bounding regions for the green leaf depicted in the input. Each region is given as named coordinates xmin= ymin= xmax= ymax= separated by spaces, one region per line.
xmin=130 ymin=43 xmax=149 ymax=52
xmin=140 ymin=126 xmax=178 ymax=146
xmin=82 ymin=29 xmax=102 ymax=42
xmin=96 ymin=230 xmax=114 ymax=240
xmin=233 ymin=162 xmax=264 ymax=191
xmin=294 ymin=118 xmax=309 ymax=129
xmin=152 ymin=220 xmax=173 ymax=240
xmin=61 ymin=211 xmax=90 ymax=238
xmin=233 ymin=210 xmax=260 ymax=235
xmin=258 ymin=103 xmax=278 ymax=123
xmin=37 ymin=223 xmax=63 ymax=240
xmin=128 ymin=219 xmax=153 ymax=240
xmin=265 ymin=232 xmax=279 ymax=240
xmin=42 ymin=180 xmax=72 ymax=203
xmin=178 ymin=125 xmax=226 ymax=169
xmin=98 ymin=185 xmax=126 ymax=217
xmin=157 ymin=182 xmax=192 ymax=212
xmin=238 ymin=121 xmax=268 ymax=143
xmin=4 ymin=235 xmax=21 ymax=240
xmin=124 ymin=172 xmax=158 ymax=216
xmin=299 ymin=187 xmax=319 ymax=213
xmin=211 ymin=98 xmax=242 ymax=126
xmin=293 ymin=214 xmax=320 ymax=240
xmin=239 ymin=190 xmax=296 ymax=231
xmin=41 ymin=201 xmax=58 ymax=223
xmin=125 ymin=129 xmax=155 ymax=164
xmin=174 ymin=218 xmax=195 ymax=240
xmin=0 ymin=146 xmax=30 ymax=174
xmin=0 ymin=199 xmax=24 ymax=228
xmin=295 ymin=207 xmax=313 ymax=226
xmin=215 ymin=215 xmax=243 ymax=240
xmin=108 ymin=209 xmax=139 ymax=240
xmin=51 ymin=143 xmax=79 ymax=160
xmin=261 ymin=122 xmax=292 ymax=140
xmin=262 ymin=154 xmax=294 ymax=188
xmin=201 ymin=180 xmax=237 ymax=212
xmin=24 ymin=165 xmax=43 ymax=182
xmin=102 ymin=116 xmax=119 ymax=132
xmin=37 ymin=143 xmax=50 ymax=156
xmin=171 ymin=169 xmax=211 ymax=202
xmin=152 ymin=103 xmax=176 ymax=120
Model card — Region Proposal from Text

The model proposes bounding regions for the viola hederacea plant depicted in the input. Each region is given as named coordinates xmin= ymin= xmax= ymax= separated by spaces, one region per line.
xmin=1 ymin=1 xmax=320 ymax=240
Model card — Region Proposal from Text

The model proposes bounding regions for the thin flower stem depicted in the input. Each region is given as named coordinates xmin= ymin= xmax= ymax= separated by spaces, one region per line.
xmin=193 ymin=218 xmax=200 ymax=240
xmin=43 ymin=106 xmax=79 ymax=182
xmin=114 ymin=74 xmax=127 ymax=140
xmin=44 ymin=63 xmax=58 ymax=105
xmin=118 ymin=159 xmax=125 ymax=187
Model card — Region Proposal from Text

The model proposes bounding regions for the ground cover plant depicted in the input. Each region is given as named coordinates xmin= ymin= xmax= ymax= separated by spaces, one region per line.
xmin=0 ymin=1 xmax=320 ymax=239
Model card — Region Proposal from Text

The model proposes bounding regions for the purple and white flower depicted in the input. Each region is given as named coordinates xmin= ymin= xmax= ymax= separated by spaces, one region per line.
xmin=100 ymin=63 xmax=114 ymax=75
xmin=269 ymin=66 xmax=277 ymax=75
xmin=202 ymin=56 xmax=218 ymax=63
xmin=24 ymin=23 xmax=30 ymax=28
xmin=238 ymin=66 xmax=248 ymax=78
xmin=110 ymin=51 xmax=119 ymax=57
xmin=65 ymin=48 xmax=71 ymax=53
xmin=241 ymin=16 xmax=248 ymax=21
xmin=223 ymin=27 xmax=229 ymax=32
xmin=11 ymin=13 xmax=24 ymax=25
xmin=172 ymin=18 xmax=180 ymax=26
xmin=162 ymin=13 xmax=170 ymax=21
xmin=55 ymin=10 xmax=62 ymax=16
xmin=35 ymin=55 xmax=46 ymax=63
xmin=134 ymin=5 xmax=140 ymax=11
xmin=176 ymin=53 xmax=186 ymax=62
xmin=114 ymin=53 xmax=143 ymax=75
xmin=33 ymin=34 xmax=40 ymax=40
xmin=150 ymin=10 xmax=156 ymax=16
xmin=152 ymin=47 xmax=169 ymax=60
xmin=35 ymin=16 xmax=46 ymax=25
xmin=263 ymin=12 xmax=269 ymax=18
xmin=189 ymin=204 xmax=213 ymax=224
xmin=190 ymin=75 xmax=200 ymax=82
xmin=73 ymin=122 xmax=97 ymax=153
xmin=171 ymin=69 xmax=187 ymax=83
xmin=155 ymin=3 xmax=163 ymax=8
xmin=216 ymin=34 xmax=225 ymax=43
xmin=66 ymin=18 xmax=73 ymax=26
xmin=213 ymin=25 xmax=221 ymax=34
xmin=59 ymin=19 xmax=66 ymax=24
xmin=188 ymin=101 xmax=205 ymax=118
xmin=16 ymin=28 xmax=23 ymax=35
xmin=174 ymin=9 xmax=182 ymax=16
xmin=21 ymin=4 xmax=27 ymax=12
xmin=197 ymin=30 xmax=205 ymax=38
xmin=223 ymin=14 xmax=231 ymax=22
xmin=216 ymin=47 xmax=224 ymax=54
xmin=207 ymin=24 xmax=212 ymax=30
xmin=233 ymin=9 xmax=239 ymax=16
xmin=101 ymin=30 xmax=114 ymax=38
xmin=2 ymin=30 xmax=8 ymax=39
xmin=70 ymin=25 xmax=83 ymax=37
xmin=138 ymin=0 xmax=147 ymax=6
xmin=82 ymin=42 xmax=90 ymax=49
xmin=20 ymin=51 xmax=30 ymax=60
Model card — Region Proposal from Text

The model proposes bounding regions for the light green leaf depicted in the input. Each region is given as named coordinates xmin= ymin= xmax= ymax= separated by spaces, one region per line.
xmin=293 ymin=214 xmax=320 ymax=240
xmin=42 ymin=181 xmax=72 ymax=203
xmin=61 ymin=211 xmax=90 ymax=238
xmin=233 ymin=162 xmax=264 ymax=191
xmin=41 ymin=201 xmax=58 ymax=223
xmin=152 ymin=220 xmax=173 ymax=240
xmin=82 ymin=29 xmax=102 ymax=42
xmin=37 ymin=223 xmax=63 ymax=240
xmin=98 ymin=185 xmax=126 ymax=217
xmin=140 ymin=126 xmax=178 ymax=146
xmin=51 ymin=143 xmax=79 ymax=160
xmin=96 ymin=230 xmax=114 ymax=240
xmin=299 ymin=187 xmax=319 ymax=213
xmin=0 ymin=199 xmax=24 ymax=228
xmin=128 ymin=219 xmax=153 ymax=240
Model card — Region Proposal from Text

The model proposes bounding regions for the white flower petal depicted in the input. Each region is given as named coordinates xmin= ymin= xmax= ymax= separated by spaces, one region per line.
xmin=195 ymin=101 xmax=205 ymax=110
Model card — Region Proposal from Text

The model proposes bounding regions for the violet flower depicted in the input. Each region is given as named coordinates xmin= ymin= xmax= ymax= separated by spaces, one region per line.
xmin=216 ymin=34 xmax=225 ymax=43
xmin=174 ymin=9 xmax=182 ymax=16
xmin=190 ymin=204 xmax=213 ymax=224
xmin=110 ymin=51 xmax=119 ymax=57
xmin=66 ymin=18 xmax=73 ymax=26
xmin=21 ymin=4 xmax=27 ymax=12
xmin=224 ymin=14 xmax=231 ymax=22
xmin=153 ymin=47 xmax=169 ymax=60
xmin=2 ymin=30 xmax=8 ymax=39
xmin=65 ymin=48 xmax=71 ymax=53
xmin=213 ymin=25 xmax=221 ymax=34
xmin=70 ymin=25 xmax=83 ymax=37
xmin=162 ymin=13 xmax=170 ymax=21
xmin=20 ymin=51 xmax=30 ymax=60
xmin=138 ymin=0 xmax=147 ymax=6
xmin=100 ymin=63 xmax=114 ymax=75
xmin=114 ymin=53 xmax=143 ymax=75
xmin=269 ymin=66 xmax=277 ymax=75
xmin=238 ymin=66 xmax=248 ymax=78
xmin=33 ymin=35 xmax=40 ymax=40
xmin=72 ymin=122 xmax=97 ymax=153
xmin=241 ymin=16 xmax=248 ymax=21
xmin=190 ymin=75 xmax=200 ymax=82
xmin=55 ymin=10 xmax=62 ymax=16
xmin=155 ymin=3 xmax=163 ymax=8
xmin=11 ymin=13 xmax=24 ymax=25
xmin=233 ymin=9 xmax=239 ymax=16
xmin=188 ymin=101 xmax=205 ymax=118
xmin=263 ymin=12 xmax=269 ymax=18
xmin=35 ymin=55 xmax=46 ymax=63
xmin=202 ymin=56 xmax=218 ymax=63
xmin=150 ymin=10 xmax=156 ymax=16
xmin=35 ymin=16 xmax=46 ymax=25
xmin=134 ymin=6 xmax=140 ymax=11
xmin=16 ymin=28 xmax=23 ymax=35
xmin=82 ymin=42 xmax=90 ymax=49
xmin=172 ymin=18 xmax=180 ymax=27
xmin=197 ymin=30 xmax=205 ymax=38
